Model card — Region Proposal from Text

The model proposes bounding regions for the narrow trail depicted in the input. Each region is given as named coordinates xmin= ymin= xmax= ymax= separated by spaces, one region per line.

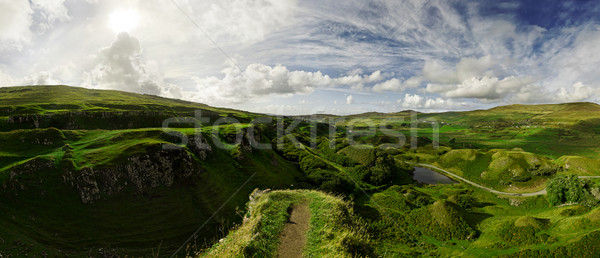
xmin=277 ymin=202 xmax=311 ymax=258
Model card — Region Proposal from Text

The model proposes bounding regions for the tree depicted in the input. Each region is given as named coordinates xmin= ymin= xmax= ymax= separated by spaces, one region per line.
xmin=546 ymin=175 xmax=594 ymax=206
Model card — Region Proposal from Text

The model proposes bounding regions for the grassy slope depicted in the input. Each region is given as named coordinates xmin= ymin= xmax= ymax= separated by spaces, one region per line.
xmin=0 ymin=127 xmax=304 ymax=256
xmin=359 ymin=182 xmax=600 ymax=257
xmin=0 ymin=86 xmax=305 ymax=256
xmin=200 ymin=190 xmax=370 ymax=258
xmin=431 ymin=148 xmax=555 ymax=192
xmin=0 ymin=85 xmax=254 ymax=117
xmin=2 ymin=86 xmax=600 ymax=256
xmin=336 ymin=102 xmax=600 ymax=159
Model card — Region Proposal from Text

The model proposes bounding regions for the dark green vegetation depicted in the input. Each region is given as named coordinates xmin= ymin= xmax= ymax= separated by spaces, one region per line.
xmin=546 ymin=175 xmax=599 ymax=206
xmin=1 ymin=86 xmax=600 ymax=257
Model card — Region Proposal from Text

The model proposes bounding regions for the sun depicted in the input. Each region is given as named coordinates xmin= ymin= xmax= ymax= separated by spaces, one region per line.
xmin=109 ymin=9 xmax=139 ymax=33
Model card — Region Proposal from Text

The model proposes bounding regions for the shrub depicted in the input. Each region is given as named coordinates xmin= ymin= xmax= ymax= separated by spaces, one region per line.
xmin=447 ymin=194 xmax=477 ymax=209
xmin=306 ymin=169 xmax=354 ymax=194
xmin=299 ymin=154 xmax=333 ymax=172
xmin=546 ymin=175 xmax=597 ymax=206
xmin=560 ymin=206 xmax=590 ymax=217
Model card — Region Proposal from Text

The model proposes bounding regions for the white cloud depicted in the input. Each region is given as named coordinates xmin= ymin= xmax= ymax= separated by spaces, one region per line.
xmin=191 ymin=63 xmax=387 ymax=105
xmin=398 ymin=93 xmax=464 ymax=110
xmin=0 ymin=69 xmax=14 ymax=86
xmin=372 ymin=76 xmax=422 ymax=92
xmin=555 ymin=82 xmax=596 ymax=103
xmin=346 ymin=94 xmax=354 ymax=104
xmin=199 ymin=0 xmax=298 ymax=44
xmin=22 ymin=71 xmax=61 ymax=85
xmin=437 ymin=76 xmax=534 ymax=100
xmin=373 ymin=78 xmax=401 ymax=92
xmin=83 ymin=32 xmax=165 ymax=96
xmin=0 ymin=0 xmax=599 ymax=115
xmin=0 ymin=0 xmax=33 ymax=50
xmin=31 ymin=0 xmax=70 ymax=33
xmin=423 ymin=55 xmax=495 ymax=85
xmin=399 ymin=93 xmax=423 ymax=109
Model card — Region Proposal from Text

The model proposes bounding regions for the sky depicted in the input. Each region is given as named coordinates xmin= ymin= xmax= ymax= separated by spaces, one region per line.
xmin=1 ymin=0 xmax=599 ymax=115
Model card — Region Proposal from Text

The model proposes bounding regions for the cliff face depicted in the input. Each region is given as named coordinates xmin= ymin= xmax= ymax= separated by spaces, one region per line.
xmin=0 ymin=109 xmax=229 ymax=131
xmin=63 ymin=145 xmax=206 ymax=203
xmin=6 ymin=135 xmax=217 ymax=203
xmin=3 ymin=128 xmax=271 ymax=204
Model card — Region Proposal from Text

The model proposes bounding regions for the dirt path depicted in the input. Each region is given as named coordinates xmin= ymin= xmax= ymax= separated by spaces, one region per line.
xmin=407 ymin=162 xmax=547 ymax=196
xmin=277 ymin=202 xmax=311 ymax=258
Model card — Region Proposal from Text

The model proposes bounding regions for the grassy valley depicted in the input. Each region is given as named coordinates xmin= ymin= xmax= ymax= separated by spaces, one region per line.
xmin=1 ymin=86 xmax=600 ymax=257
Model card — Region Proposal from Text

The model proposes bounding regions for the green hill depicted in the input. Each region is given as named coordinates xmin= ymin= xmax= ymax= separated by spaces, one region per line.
xmin=0 ymin=86 xmax=306 ymax=256
xmin=433 ymin=148 xmax=558 ymax=191
xmin=200 ymin=189 xmax=370 ymax=257
xmin=2 ymin=85 xmax=600 ymax=257
xmin=0 ymin=85 xmax=258 ymax=131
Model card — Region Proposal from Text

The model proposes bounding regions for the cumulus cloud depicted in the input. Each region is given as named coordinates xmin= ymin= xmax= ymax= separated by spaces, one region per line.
xmin=0 ymin=0 xmax=33 ymax=50
xmin=398 ymin=93 xmax=464 ymax=110
xmin=372 ymin=76 xmax=422 ymax=92
xmin=429 ymin=76 xmax=534 ymax=101
xmin=22 ymin=71 xmax=61 ymax=85
xmin=192 ymin=63 xmax=386 ymax=105
xmin=332 ymin=70 xmax=384 ymax=90
xmin=84 ymin=32 xmax=163 ymax=95
xmin=423 ymin=55 xmax=495 ymax=85
xmin=346 ymin=94 xmax=354 ymax=104
xmin=0 ymin=69 xmax=14 ymax=86
xmin=555 ymin=82 xmax=597 ymax=103
xmin=418 ymin=54 xmax=543 ymax=103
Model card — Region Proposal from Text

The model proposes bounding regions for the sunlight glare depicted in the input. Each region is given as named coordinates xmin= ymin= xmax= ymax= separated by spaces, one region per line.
xmin=109 ymin=9 xmax=139 ymax=33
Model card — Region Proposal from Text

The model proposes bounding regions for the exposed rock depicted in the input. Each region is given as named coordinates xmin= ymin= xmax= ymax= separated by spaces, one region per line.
xmin=7 ymin=158 xmax=56 ymax=191
xmin=5 ymin=142 xmax=210 ymax=203
xmin=187 ymin=134 xmax=212 ymax=160
xmin=64 ymin=145 xmax=205 ymax=203
xmin=3 ymin=109 xmax=228 ymax=130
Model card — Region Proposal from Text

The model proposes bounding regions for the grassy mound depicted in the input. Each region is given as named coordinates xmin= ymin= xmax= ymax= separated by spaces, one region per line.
xmin=558 ymin=156 xmax=600 ymax=176
xmin=337 ymin=145 xmax=374 ymax=164
xmin=435 ymin=148 xmax=556 ymax=189
xmin=200 ymin=189 xmax=371 ymax=257
xmin=514 ymin=216 xmax=550 ymax=229
xmin=410 ymin=200 xmax=477 ymax=241
xmin=482 ymin=149 xmax=555 ymax=180
xmin=513 ymin=230 xmax=600 ymax=257
xmin=559 ymin=206 xmax=590 ymax=217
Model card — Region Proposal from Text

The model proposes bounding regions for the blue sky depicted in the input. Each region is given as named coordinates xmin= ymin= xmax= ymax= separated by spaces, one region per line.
xmin=0 ymin=0 xmax=599 ymax=115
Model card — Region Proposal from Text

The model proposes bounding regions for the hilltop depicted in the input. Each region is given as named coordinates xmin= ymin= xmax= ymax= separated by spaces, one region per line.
xmin=1 ymin=85 xmax=600 ymax=257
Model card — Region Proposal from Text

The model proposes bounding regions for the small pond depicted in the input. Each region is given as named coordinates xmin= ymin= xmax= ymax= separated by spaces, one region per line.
xmin=411 ymin=167 xmax=456 ymax=185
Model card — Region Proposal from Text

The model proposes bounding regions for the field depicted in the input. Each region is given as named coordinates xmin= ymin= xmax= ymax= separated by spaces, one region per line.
xmin=1 ymin=86 xmax=600 ymax=256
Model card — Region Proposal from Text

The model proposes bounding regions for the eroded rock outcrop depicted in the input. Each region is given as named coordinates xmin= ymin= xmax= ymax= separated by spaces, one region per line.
xmin=63 ymin=145 xmax=205 ymax=203
xmin=5 ymin=157 xmax=55 ymax=191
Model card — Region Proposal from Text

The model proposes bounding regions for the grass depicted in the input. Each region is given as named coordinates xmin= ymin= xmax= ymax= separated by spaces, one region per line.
xmin=427 ymin=148 xmax=557 ymax=192
xmin=199 ymin=190 xmax=370 ymax=257
xmin=0 ymin=124 xmax=304 ymax=256
xmin=3 ymin=86 xmax=600 ymax=256
xmin=355 ymin=180 xmax=600 ymax=257
xmin=557 ymin=156 xmax=600 ymax=176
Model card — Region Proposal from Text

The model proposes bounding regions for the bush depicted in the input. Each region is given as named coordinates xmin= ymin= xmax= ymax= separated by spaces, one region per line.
xmin=299 ymin=154 xmax=334 ymax=172
xmin=546 ymin=175 xmax=597 ymax=206
xmin=560 ymin=206 xmax=590 ymax=217
xmin=306 ymin=169 xmax=354 ymax=194
xmin=447 ymin=194 xmax=477 ymax=209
